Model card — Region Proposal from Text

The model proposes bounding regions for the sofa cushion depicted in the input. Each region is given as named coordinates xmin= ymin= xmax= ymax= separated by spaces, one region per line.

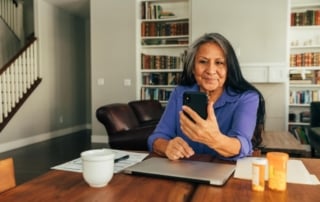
xmin=109 ymin=125 xmax=156 ymax=150
xmin=96 ymin=103 xmax=140 ymax=134
xmin=129 ymin=100 xmax=163 ymax=125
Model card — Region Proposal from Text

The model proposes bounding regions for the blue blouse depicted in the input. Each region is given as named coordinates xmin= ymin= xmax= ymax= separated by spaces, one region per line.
xmin=148 ymin=84 xmax=259 ymax=160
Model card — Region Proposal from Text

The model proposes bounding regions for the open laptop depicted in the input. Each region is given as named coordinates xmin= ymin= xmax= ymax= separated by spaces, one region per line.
xmin=123 ymin=157 xmax=236 ymax=186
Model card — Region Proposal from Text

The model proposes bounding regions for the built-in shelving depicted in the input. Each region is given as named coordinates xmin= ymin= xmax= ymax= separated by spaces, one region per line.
xmin=288 ymin=0 xmax=320 ymax=144
xmin=136 ymin=0 xmax=189 ymax=104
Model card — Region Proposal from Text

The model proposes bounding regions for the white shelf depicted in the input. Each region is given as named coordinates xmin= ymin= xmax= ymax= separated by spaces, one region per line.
xmin=141 ymin=35 xmax=189 ymax=40
xmin=288 ymin=0 xmax=320 ymax=132
xmin=290 ymin=84 xmax=320 ymax=88
xmin=291 ymin=3 xmax=320 ymax=9
xmin=141 ymin=69 xmax=182 ymax=73
xmin=141 ymin=17 xmax=188 ymax=22
xmin=289 ymin=122 xmax=310 ymax=126
xmin=141 ymin=44 xmax=188 ymax=48
xmin=141 ymin=85 xmax=176 ymax=88
xmin=289 ymin=104 xmax=311 ymax=107
xmin=289 ymin=66 xmax=320 ymax=70
xmin=140 ymin=0 xmax=188 ymax=3
xmin=290 ymin=45 xmax=320 ymax=49
xmin=290 ymin=26 xmax=320 ymax=30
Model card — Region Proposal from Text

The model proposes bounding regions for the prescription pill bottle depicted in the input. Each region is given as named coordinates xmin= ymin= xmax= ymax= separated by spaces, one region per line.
xmin=266 ymin=152 xmax=289 ymax=191
xmin=252 ymin=158 xmax=267 ymax=191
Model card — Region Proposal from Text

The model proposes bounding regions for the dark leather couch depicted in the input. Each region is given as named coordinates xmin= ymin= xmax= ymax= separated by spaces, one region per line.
xmin=96 ymin=100 xmax=163 ymax=151
xmin=97 ymin=99 xmax=263 ymax=153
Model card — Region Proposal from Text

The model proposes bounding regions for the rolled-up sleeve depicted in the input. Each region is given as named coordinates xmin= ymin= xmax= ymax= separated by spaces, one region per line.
xmin=223 ymin=91 xmax=259 ymax=159
xmin=147 ymin=89 xmax=180 ymax=151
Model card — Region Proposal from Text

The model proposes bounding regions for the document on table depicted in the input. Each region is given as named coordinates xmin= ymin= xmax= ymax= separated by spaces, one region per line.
xmin=51 ymin=149 xmax=149 ymax=173
xmin=234 ymin=157 xmax=320 ymax=185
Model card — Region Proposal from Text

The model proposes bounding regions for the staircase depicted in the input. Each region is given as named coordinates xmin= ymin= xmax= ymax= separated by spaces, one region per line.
xmin=0 ymin=0 xmax=42 ymax=131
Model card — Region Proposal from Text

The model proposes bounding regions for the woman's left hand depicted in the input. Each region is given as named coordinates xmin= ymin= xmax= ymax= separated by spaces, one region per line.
xmin=179 ymin=101 xmax=220 ymax=145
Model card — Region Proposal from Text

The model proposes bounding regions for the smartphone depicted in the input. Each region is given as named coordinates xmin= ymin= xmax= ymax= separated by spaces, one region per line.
xmin=183 ymin=91 xmax=208 ymax=121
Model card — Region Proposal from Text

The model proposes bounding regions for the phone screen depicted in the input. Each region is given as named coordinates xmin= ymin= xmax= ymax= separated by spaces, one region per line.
xmin=183 ymin=91 xmax=208 ymax=121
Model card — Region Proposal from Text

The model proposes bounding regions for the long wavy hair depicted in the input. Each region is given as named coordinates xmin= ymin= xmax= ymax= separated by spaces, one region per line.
xmin=180 ymin=33 xmax=265 ymax=148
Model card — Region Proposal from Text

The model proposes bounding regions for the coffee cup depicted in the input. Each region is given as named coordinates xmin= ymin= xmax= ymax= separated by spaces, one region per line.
xmin=81 ymin=149 xmax=115 ymax=188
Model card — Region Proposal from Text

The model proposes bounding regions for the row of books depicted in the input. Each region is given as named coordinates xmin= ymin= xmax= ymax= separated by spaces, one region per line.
xmin=289 ymin=89 xmax=320 ymax=104
xmin=289 ymin=52 xmax=320 ymax=67
xmin=141 ymin=21 xmax=189 ymax=37
xmin=142 ymin=38 xmax=188 ymax=46
xmin=290 ymin=10 xmax=320 ymax=26
xmin=142 ymin=72 xmax=181 ymax=85
xmin=140 ymin=87 xmax=172 ymax=101
xmin=141 ymin=2 xmax=177 ymax=20
xmin=289 ymin=125 xmax=310 ymax=145
xmin=141 ymin=53 xmax=186 ymax=69
xmin=290 ymin=70 xmax=320 ymax=84
xmin=289 ymin=111 xmax=310 ymax=123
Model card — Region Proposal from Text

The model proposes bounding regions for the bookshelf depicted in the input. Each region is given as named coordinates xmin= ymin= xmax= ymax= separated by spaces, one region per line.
xmin=288 ymin=0 xmax=320 ymax=144
xmin=136 ymin=0 xmax=189 ymax=104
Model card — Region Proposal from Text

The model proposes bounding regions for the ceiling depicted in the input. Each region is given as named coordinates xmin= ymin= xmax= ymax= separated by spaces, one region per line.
xmin=45 ymin=0 xmax=90 ymax=19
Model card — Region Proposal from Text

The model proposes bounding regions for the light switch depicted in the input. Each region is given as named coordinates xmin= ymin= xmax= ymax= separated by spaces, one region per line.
xmin=124 ymin=79 xmax=131 ymax=86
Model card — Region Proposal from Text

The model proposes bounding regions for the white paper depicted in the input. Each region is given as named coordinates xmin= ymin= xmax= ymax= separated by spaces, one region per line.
xmin=234 ymin=157 xmax=320 ymax=185
xmin=51 ymin=149 xmax=149 ymax=173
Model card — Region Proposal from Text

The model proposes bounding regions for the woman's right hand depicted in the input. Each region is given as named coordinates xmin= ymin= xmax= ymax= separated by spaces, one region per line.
xmin=165 ymin=137 xmax=194 ymax=160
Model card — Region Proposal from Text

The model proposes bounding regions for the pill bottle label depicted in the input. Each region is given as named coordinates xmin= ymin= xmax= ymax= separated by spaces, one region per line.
xmin=252 ymin=159 xmax=266 ymax=191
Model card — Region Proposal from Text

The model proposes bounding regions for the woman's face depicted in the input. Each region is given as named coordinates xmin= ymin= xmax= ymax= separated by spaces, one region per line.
xmin=193 ymin=42 xmax=227 ymax=93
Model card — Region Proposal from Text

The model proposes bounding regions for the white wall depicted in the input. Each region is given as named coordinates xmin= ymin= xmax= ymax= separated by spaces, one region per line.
xmin=0 ymin=19 xmax=20 ymax=67
xmin=0 ymin=0 xmax=90 ymax=152
xmin=191 ymin=0 xmax=288 ymax=63
xmin=191 ymin=0 xmax=289 ymax=131
xmin=0 ymin=0 xmax=292 ymax=150
xmin=23 ymin=0 xmax=34 ymax=38
xmin=90 ymin=0 xmax=136 ymax=141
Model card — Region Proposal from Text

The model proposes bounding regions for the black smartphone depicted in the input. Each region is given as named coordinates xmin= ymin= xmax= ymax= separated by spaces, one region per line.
xmin=183 ymin=91 xmax=208 ymax=121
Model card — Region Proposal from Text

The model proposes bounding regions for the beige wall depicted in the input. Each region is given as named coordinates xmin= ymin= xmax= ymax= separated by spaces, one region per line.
xmin=0 ymin=0 xmax=90 ymax=152
xmin=90 ymin=0 xmax=289 ymax=141
xmin=90 ymin=0 xmax=136 ymax=141
xmin=0 ymin=0 xmax=291 ymax=152
xmin=191 ymin=0 xmax=289 ymax=131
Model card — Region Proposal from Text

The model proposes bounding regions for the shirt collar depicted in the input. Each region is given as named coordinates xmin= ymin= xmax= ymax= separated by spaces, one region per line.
xmin=190 ymin=84 xmax=240 ymax=108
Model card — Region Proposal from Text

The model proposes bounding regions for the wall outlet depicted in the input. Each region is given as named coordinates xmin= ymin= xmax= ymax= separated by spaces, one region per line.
xmin=59 ymin=116 xmax=64 ymax=124
xmin=97 ymin=78 xmax=105 ymax=86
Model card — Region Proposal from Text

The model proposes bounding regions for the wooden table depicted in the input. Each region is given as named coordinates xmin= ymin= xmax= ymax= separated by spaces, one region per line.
xmin=191 ymin=158 xmax=320 ymax=202
xmin=0 ymin=155 xmax=319 ymax=202
xmin=258 ymin=131 xmax=311 ymax=157
xmin=0 ymin=169 xmax=195 ymax=202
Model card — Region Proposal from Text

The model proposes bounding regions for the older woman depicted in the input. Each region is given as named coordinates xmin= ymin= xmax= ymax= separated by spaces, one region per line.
xmin=148 ymin=33 xmax=265 ymax=160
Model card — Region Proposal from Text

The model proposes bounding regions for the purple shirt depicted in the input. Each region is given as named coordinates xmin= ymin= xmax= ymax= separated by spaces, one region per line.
xmin=148 ymin=84 xmax=259 ymax=160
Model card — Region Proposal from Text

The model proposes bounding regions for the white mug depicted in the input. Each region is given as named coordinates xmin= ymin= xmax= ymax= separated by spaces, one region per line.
xmin=81 ymin=149 xmax=115 ymax=188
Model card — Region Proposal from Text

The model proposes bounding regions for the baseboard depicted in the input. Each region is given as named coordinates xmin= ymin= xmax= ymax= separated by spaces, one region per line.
xmin=0 ymin=124 xmax=90 ymax=153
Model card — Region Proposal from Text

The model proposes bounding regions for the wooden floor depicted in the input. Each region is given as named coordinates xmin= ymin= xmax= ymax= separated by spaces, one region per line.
xmin=0 ymin=130 xmax=108 ymax=185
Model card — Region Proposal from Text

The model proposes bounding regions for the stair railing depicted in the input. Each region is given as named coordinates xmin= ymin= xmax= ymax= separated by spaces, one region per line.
xmin=0 ymin=37 xmax=41 ymax=130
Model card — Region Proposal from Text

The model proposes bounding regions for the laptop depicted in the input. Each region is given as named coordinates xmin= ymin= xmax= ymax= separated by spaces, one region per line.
xmin=123 ymin=157 xmax=236 ymax=186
